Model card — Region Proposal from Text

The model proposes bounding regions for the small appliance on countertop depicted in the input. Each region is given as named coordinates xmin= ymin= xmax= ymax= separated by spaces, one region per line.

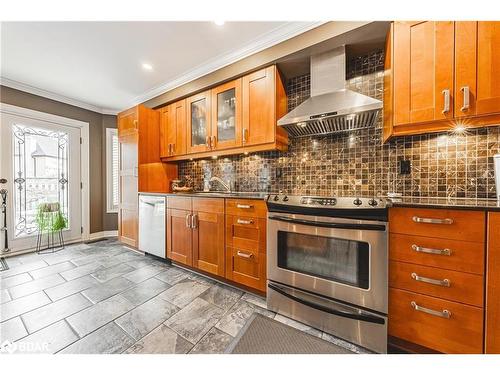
xmin=265 ymin=194 xmax=389 ymax=353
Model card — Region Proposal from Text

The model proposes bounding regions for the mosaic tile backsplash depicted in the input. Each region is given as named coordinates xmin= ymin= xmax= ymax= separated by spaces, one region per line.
xmin=178 ymin=50 xmax=500 ymax=199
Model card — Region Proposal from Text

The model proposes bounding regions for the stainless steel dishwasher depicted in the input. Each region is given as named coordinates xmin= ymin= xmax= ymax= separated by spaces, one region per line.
xmin=138 ymin=194 xmax=166 ymax=258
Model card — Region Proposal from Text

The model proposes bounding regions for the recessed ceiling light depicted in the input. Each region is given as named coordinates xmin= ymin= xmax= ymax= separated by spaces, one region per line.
xmin=142 ymin=63 xmax=153 ymax=71
xmin=214 ymin=20 xmax=225 ymax=26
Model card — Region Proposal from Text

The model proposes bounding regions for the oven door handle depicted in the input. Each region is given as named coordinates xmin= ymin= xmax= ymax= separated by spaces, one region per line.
xmin=268 ymin=283 xmax=386 ymax=325
xmin=268 ymin=215 xmax=386 ymax=231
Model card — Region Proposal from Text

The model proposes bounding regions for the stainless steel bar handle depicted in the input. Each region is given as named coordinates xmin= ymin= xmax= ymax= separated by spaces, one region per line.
xmin=237 ymin=219 xmax=253 ymax=225
xmin=461 ymin=86 xmax=470 ymax=112
xmin=172 ymin=143 xmax=175 ymax=154
xmin=242 ymin=128 xmax=248 ymax=144
xmin=206 ymin=136 xmax=210 ymax=148
xmin=185 ymin=214 xmax=192 ymax=228
xmin=236 ymin=250 xmax=253 ymax=259
xmin=133 ymin=120 xmax=138 ymax=129
xmin=442 ymin=89 xmax=450 ymax=114
xmin=211 ymin=136 xmax=216 ymax=149
xmin=191 ymin=214 xmax=198 ymax=229
xmin=412 ymin=216 xmax=453 ymax=225
xmin=412 ymin=244 xmax=451 ymax=256
xmin=236 ymin=204 xmax=253 ymax=209
xmin=411 ymin=272 xmax=451 ymax=287
xmin=168 ymin=144 xmax=172 ymax=156
xmin=133 ymin=166 xmax=138 ymax=177
xmin=411 ymin=301 xmax=451 ymax=319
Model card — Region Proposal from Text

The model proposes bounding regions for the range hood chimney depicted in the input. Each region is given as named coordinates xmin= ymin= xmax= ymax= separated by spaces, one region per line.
xmin=277 ymin=46 xmax=382 ymax=137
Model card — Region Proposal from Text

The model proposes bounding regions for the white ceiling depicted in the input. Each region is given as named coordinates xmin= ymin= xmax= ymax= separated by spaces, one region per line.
xmin=0 ymin=21 xmax=321 ymax=114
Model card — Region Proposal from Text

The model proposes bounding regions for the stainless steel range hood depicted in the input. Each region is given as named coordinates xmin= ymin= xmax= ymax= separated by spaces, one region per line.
xmin=277 ymin=46 xmax=382 ymax=137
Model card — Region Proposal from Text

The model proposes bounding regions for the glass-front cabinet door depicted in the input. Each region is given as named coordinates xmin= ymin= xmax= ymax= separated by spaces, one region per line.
xmin=187 ymin=91 xmax=211 ymax=154
xmin=211 ymin=78 xmax=242 ymax=150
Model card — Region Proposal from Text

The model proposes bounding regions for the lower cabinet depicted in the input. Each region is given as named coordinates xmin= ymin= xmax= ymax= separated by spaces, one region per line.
xmin=166 ymin=196 xmax=267 ymax=292
xmin=486 ymin=212 xmax=500 ymax=353
xmin=225 ymin=199 xmax=267 ymax=292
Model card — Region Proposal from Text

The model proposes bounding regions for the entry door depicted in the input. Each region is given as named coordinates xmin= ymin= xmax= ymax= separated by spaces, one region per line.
xmin=0 ymin=113 xmax=82 ymax=253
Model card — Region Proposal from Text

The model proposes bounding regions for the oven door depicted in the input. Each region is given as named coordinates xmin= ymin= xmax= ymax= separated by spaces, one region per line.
xmin=267 ymin=212 xmax=388 ymax=313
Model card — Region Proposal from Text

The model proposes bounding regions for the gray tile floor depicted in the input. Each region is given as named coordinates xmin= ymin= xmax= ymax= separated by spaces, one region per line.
xmin=0 ymin=239 xmax=363 ymax=354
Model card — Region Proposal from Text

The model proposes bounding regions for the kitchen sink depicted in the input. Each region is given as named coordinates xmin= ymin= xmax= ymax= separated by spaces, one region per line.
xmin=188 ymin=191 xmax=270 ymax=198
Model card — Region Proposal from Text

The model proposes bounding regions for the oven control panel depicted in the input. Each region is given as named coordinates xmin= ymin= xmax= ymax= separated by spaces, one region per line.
xmin=300 ymin=197 xmax=337 ymax=206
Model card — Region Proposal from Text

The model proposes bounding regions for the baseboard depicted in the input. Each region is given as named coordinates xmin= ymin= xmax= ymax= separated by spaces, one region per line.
xmin=88 ymin=230 xmax=118 ymax=241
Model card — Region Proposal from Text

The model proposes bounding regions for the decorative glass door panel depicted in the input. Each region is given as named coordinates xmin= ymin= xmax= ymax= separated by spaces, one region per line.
xmin=211 ymin=79 xmax=242 ymax=150
xmin=1 ymin=110 xmax=82 ymax=253
xmin=186 ymin=90 xmax=211 ymax=154
xmin=12 ymin=124 xmax=69 ymax=238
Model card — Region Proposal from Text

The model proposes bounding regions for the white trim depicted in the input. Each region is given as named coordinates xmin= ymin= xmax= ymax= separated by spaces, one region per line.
xmin=1 ymin=238 xmax=88 ymax=258
xmin=0 ymin=103 xmax=91 ymax=244
xmin=105 ymin=128 xmax=119 ymax=214
xmin=0 ymin=77 xmax=119 ymax=115
xmin=1 ymin=22 xmax=324 ymax=114
xmin=128 ymin=22 xmax=325 ymax=107
xmin=89 ymin=230 xmax=118 ymax=241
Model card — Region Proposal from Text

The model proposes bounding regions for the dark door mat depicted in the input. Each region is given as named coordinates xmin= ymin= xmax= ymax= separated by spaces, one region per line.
xmin=0 ymin=257 xmax=9 ymax=272
xmin=225 ymin=313 xmax=354 ymax=354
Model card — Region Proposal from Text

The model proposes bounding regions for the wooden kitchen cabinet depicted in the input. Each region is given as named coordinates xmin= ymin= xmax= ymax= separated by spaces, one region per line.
xmin=388 ymin=207 xmax=486 ymax=353
xmin=192 ymin=198 xmax=225 ymax=276
xmin=392 ymin=21 xmax=454 ymax=126
xmin=118 ymin=105 xmax=178 ymax=247
xmin=210 ymin=79 xmax=242 ymax=150
xmin=486 ymin=212 xmax=500 ymax=353
xmin=225 ymin=199 xmax=267 ymax=292
xmin=167 ymin=196 xmax=225 ymax=277
xmin=384 ymin=21 xmax=500 ymax=141
xmin=186 ymin=90 xmax=211 ymax=154
xmin=160 ymin=99 xmax=187 ymax=158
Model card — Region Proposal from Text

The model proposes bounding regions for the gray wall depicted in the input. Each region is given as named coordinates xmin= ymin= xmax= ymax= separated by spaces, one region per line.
xmin=0 ymin=85 xmax=118 ymax=233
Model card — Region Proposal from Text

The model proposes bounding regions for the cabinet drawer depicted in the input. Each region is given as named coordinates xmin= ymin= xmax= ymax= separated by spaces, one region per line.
xmin=225 ymin=199 xmax=267 ymax=218
xmin=390 ymin=261 xmax=484 ymax=307
xmin=192 ymin=197 xmax=224 ymax=214
xmin=225 ymin=246 xmax=266 ymax=292
xmin=390 ymin=233 xmax=485 ymax=274
xmin=389 ymin=288 xmax=484 ymax=353
xmin=389 ymin=208 xmax=485 ymax=242
xmin=167 ymin=196 xmax=192 ymax=210
xmin=226 ymin=215 xmax=266 ymax=253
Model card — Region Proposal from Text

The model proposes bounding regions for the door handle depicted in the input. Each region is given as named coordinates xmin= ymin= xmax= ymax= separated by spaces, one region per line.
xmin=168 ymin=144 xmax=172 ymax=156
xmin=172 ymin=143 xmax=175 ymax=154
xmin=211 ymin=136 xmax=216 ymax=149
xmin=133 ymin=119 xmax=138 ymax=129
xmin=412 ymin=244 xmax=451 ymax=256
xmin=242 ymin=128 xmax=248 ymax=144
xmin=442 ymin=89 xmax=450 ymax=114
xmin=191 ymin=214 xmax=198 ymax=229
xmin=206 ymin=136 xmax=210 ymax=149
xmin=236 ymin=250 xmax=253 ymax=259
xmin=412 ymin=216 xmax=453 ymax=225
xmin=185 ymin=213 xmax=192 ymax=228
xmin=133 ymin=166 xmax=138 ymax=177
xmin=411 ymin=272 xmax=451 ymax=287
xmin=411 ymin=301 xmax=451 ymax=319
xmin=460 ymin=86 xmax=470 ymax=112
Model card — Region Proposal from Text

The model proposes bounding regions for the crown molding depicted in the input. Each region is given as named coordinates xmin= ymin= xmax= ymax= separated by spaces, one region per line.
xmin=127 ymin=21 xmax=325 ymax=108
xmin=0 ymin=77 xmax=120 ymax=115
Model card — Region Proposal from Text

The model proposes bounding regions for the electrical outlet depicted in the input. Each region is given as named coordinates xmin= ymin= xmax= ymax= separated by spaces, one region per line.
xmin=399 ymin=160 xmax=411 ymax=175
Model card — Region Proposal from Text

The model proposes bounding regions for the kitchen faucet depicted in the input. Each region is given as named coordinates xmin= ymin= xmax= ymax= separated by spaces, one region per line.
xmin=209 ymin=176 xmax=232 ymax=192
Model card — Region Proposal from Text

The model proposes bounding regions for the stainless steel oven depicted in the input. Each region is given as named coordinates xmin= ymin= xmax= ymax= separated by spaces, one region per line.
xmin=266 ymin=195 xmax=389 ymax=353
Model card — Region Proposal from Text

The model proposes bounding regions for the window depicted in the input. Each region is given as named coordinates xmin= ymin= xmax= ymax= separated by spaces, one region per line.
xmin=106 ymin=128 xmax=119 ymax=213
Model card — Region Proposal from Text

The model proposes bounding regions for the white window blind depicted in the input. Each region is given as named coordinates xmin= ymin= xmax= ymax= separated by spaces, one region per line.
xmin=106 ymin=128 xmax=119 ymax=213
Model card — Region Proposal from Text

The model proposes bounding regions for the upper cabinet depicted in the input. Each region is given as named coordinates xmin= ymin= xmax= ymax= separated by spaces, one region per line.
xmin=160 ymin=65 xmax=288 ymax=161
xmin=187 ymin=90 xmax=212 ymax=154
xmin=211 ymin=79 xmax=242 ymax=150
xmin=384 ymin=21 xmax=500 ymax=141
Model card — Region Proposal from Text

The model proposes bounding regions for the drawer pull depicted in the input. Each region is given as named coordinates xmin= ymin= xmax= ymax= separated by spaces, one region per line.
xmin=236 ymin=204 xmax=253 ymax=209
xmin=412 ymin=244 xmax=451 ymax=256
xmin=236 ymin=251 xmax=254 ymax=259
xmin=411 ymin=301 xmax=451 ymax=319
xmin=411 ymin=272 xmax=451 ymax=287
xmin=412 ymin=216 xmax=453 ymax=225
xmin=237 ymin=219 xmax=253 ymax=225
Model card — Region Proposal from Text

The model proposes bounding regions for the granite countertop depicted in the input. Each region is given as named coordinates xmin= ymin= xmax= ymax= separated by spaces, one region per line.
xmin=388 ymin=196 xmax=500 ymax=211
xmin=138 ymin=191 xmax=269 ymax=200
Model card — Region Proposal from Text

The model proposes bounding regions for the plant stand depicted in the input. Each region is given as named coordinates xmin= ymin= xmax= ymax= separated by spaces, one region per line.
xmin=36 ymin=202 xmax=66 ymax=254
